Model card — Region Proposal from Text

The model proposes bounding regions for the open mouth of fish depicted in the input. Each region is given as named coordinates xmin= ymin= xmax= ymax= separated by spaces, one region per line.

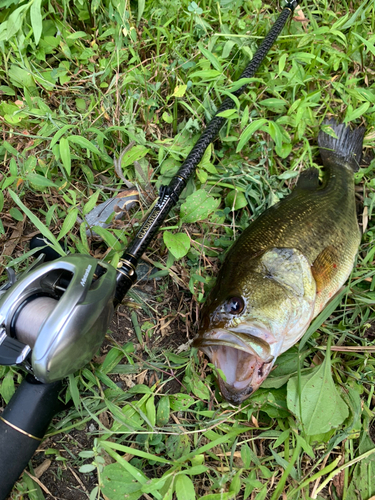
xmin=193 ymin=329 xmax=275 ymax=404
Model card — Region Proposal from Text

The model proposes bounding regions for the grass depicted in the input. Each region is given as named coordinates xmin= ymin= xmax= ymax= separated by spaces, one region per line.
xmin=0 ymin=0 xmax=375 ymax=498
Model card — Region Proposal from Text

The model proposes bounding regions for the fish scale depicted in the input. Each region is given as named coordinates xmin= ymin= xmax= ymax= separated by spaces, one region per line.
xmin=193 ymin=121 xmax=365 ymax=404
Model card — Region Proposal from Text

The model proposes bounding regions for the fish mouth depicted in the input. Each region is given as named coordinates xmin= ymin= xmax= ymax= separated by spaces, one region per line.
xmin=193 ymin=329 xmax=275 ymax=405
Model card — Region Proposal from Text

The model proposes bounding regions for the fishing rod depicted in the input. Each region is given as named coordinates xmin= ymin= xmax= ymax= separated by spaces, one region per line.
xmin=0 ymin=1 xmax=298 ymax=496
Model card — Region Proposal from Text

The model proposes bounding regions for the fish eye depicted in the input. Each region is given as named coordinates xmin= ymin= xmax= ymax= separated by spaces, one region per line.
xmin=225 ymin=296 xmax=244 ymax=315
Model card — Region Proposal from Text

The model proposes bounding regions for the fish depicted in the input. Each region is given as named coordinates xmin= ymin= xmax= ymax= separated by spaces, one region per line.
xmin=192 ymin=120 xmax=365 ymax=404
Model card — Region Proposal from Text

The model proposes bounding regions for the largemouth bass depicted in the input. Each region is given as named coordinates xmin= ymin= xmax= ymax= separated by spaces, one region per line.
xmin=193 ymin=121 xmax=365 ymax=404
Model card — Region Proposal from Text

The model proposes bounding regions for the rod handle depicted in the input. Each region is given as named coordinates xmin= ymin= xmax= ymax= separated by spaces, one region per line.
xmin=0 ymin=375 xmax=62 ymax=499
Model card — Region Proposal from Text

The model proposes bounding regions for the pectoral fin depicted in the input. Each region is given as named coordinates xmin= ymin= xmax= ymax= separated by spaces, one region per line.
xmin=311 ymin=245 xmax=340 ymax=293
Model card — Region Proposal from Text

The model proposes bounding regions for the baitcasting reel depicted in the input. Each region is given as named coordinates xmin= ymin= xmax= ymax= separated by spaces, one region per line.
xmin=0 ymin=253 xmax=116 ymax=383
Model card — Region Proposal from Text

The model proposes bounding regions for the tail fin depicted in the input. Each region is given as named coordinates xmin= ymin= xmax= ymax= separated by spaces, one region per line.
xmin=318 ymin=119 xmax=365 ymax=172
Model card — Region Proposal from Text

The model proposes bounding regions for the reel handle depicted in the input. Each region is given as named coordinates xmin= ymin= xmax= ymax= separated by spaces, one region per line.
xmin=29 ymin=234 xmax=65 ymax=262
xmin=0 ymin=375 xmax=62 ymax=500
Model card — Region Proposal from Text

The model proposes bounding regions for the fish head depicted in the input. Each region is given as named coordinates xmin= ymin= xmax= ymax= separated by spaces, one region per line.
xmin=193 ymin=248 xmax=316 ymax=404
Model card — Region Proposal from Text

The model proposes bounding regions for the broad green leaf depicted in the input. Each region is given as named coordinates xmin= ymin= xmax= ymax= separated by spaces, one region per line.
xmin=173 ymin=85 xmax=187 ymax=98
xmin=320 ymin=124 xmax=339 ymax=139
xmin=156 ymin=396 xmax=170 ymax=426
xmin=68 ymin=374 xmax=81 ymax=410
xmin=175 ymin=474 xmax=196 ymax=500
xmin=189 ymin=69 xmax=221 ymax=80
xmin=57 ymin=208 xmax=78 ymax=240
xmin=344 ymin=101 xmax=370 ymax=123
xmin=190 ymin=379 xmax=210 ymax=400
xmin=30 ymin=0 xmax=42 ymax=45
xmin=0 ymin=85 xmax=15 ymax=96
xmin=8 ymin=64 xmax=35 ymax=89
xmin=236 ymin=119 xmax=268 ymax=152
xmin=9 ymin=207 xmax=23 ymax=221
xmin=120 ymin=145 xmax=149 ymax=168
xmin=141 ymin=477 xmax=167 ymax=495
xmin=100 ymin=348 xmax=124 ymax=374
xmin=353 ymin=32 xmax=375 ymax=58
xmin=170 ymin=393 xmax=196 ymax=411
xmin=25 ymin=173 xmax=57 ymax=188
xmin=225 ymin=190 xmax=247 ymax=210
xmin=259 ymin=98 xmax=287 ymax=112
xmin=137 ymin=0 xmax=145 ymax=23
xmin=79 ymin=464 xmax=96 ymax=473
xmin=287 ymin=345 xmax=349 ymax=435
xmin=346 ymin=434 xmax=375 ymax=500
xmin=278 ymin=53 xmax=287 ymax=74
xmin=6 ymin=4 xmax=28 ymax=39
xmin=198 ymin=43 xmax=223 ymax=72
xmin=163 ymin=231 xmax=190 ymax=259
xmin=184 ymin=465 xmax=208 ymax=475
xmin=162 ymin=112 xmax=173 ymax=123
xmin=146 ymin=395 xmax=156 ymax=427
xmin=21 ymin=473 xmax=44 ymax=500
xmin=82 ymin=190 xmax=100 ymax=215
xmin=229 ymin=471 xmax=241 ymax=495
xmin=180 ymin=190 xmax=220 ymax=223
xmin=241 ymin=444 xmax=252 ymax=468
xmin=277 ymin=170 xmax=299 ymax=180
xmin=216 ymin=109 xmax=237 ymax=119
xmin=59 ymin=138 xmax=71 ymax=175
xmin=102 ymin=463 xmax=142 ymax=500
xmin=270 ymin=448 xmax=298 ymax=480
xmin=191 ymin=455 xmax=205 ymax=467
xmin=275 ymin=142 xmax=292 ymax=159
xmin=197 ymin=168 xmax=208 ymax=183
xmin=50 ymin=125 xmax=74 ymax=149
xmin=0 ymin=371 xmax=15 ymax=404
xmin=68 ymin=135 xmax=101 ymax=156
xmin=67 ymin=31 xmax=88 ymax=39
xmin=3 ymin=142 xmax=18 ymax=157
xmin=263 ymin=121 xmax=283 ymax=148
xmin=79 ymin=451 xmax=95 ymax=459
xmin=166 ymin=434 xmax=190 ymax=460
xmin=222 ymin=40 xmax=235 ymax=59
xmin=75 ymin=98 xmax=86 ymax=112
xmin=229 ymin=77 xmax=265 ymax=93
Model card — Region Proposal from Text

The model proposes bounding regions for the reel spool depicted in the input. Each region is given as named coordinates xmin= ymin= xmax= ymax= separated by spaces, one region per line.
xmin=0 ymin=254 xmax=116 ymax=383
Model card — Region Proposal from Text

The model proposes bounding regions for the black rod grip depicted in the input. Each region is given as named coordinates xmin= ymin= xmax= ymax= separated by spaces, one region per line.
xmin=0 ymin=375 xmax=62 ymax=499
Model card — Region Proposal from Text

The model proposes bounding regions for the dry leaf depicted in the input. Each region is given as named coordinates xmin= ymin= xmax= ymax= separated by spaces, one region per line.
xmin=34 ymin=459 xmax=51 ymax=478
